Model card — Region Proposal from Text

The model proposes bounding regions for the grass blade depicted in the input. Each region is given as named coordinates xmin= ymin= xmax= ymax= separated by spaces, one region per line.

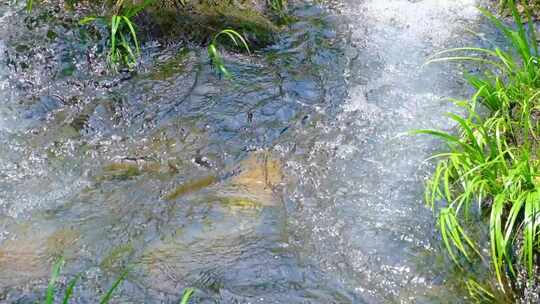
xmin=99 ymin=270 xmax=128 ymax=304
xmin=180 ymin=288 xmax=194 ymax=304
xmin=45 ymin=257 xmax=65 ymax=304
xmin=62 ymin=275 xmax=80 ymax=304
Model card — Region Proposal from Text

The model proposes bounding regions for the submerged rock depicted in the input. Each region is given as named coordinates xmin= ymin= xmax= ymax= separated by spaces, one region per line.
xmin=227 ymin=151 xmax=283 ymax=206
xmin=165 ymin=151 xmax=283 ymax=208
xmin=0 ymin=226 xmax=79 ymax=288
xmin=0 ymin=238 xmax=49 ymax=287
xmin=97 ymin=159 xmax=181 ymax=182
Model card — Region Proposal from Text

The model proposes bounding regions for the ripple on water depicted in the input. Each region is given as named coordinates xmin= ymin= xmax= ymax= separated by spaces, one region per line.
xmin=282 ymin=0 xmax=496 ymax=302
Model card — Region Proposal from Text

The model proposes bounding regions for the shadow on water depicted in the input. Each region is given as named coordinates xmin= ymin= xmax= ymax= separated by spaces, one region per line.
xmin=0 ymin=0 xmax=501 ymax=303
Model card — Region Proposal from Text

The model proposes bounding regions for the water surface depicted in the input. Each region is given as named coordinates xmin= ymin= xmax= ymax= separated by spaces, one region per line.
xmin=0 ymin=0 xmax=496 ymax=303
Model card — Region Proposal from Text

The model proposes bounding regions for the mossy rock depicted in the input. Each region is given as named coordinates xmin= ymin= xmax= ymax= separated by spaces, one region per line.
xmin=140 ymin=1 xmax=281 ymax=48
xmin=96 ymin=160 xmax=180 ymax=182
xmin=216 ymin=196 xmax=263 ymax=216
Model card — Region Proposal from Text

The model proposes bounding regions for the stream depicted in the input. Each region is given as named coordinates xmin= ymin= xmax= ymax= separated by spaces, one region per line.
xmin=0 ymin=0 xmax=497 ymax=303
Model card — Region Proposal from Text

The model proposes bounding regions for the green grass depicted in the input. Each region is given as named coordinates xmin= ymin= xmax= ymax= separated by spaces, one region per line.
xmin=419 ymin=0 xmax=540 ymax=299
xmin=78 ymin=0 xmax=151 ymax=68
xmin=43 ymin=258 xmax=195 ymax=303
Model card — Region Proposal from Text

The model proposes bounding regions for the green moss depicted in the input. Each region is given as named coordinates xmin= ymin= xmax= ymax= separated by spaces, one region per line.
xmin=146 ymin=48 xmax=192 ymax=81
xmin=145 ymin=2 xmax=280 ymax=49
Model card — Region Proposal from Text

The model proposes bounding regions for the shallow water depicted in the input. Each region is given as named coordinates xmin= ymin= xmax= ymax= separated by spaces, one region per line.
xmin=0 ymin=0 xmax=497 ymax=303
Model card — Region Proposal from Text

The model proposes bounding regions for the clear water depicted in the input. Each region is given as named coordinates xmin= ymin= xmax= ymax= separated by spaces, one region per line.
xmin=0 ymin=0 xmax=497 ymax=303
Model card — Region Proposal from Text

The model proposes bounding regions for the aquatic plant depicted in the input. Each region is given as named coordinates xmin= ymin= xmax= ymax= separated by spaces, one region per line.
xmin=419 ymin=0 xmax=540 ymax=299
xmin=79 ymin=0 xmax=152 ymax=67
xmin=43 ymin=257 xmax=195 ymax=303
xmin=208 ymin=29 xmax=251 ymax=78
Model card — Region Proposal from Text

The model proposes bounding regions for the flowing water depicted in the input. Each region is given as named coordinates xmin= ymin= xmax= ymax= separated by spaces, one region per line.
xmin=0 ymin=0 xmax=498 ymax=303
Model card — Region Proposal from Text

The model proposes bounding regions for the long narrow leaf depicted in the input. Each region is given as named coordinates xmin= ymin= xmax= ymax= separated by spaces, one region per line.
xmin=99 ymin=270 xmax=128 ymax=304
xmin=45 ymin=257 xmax=65 ymax=304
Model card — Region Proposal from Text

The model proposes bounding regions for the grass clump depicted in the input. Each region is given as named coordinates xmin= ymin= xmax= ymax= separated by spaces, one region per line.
xmin=418 ymin=0 xmax=540 ymax=300
xmin=86 ymin=0 xmax=151 ymax=67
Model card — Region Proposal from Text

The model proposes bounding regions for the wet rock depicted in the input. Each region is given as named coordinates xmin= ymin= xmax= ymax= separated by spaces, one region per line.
xmin=284 ymin=78 xmax=320 ymax=103
xmin=192 ymin=83 xmax=220 ymax=96
xmin=45 ymin=227 xmax=80 ymax=259
xmin=164 ymin=152 xmax=283 ymax=207
xmin=275 ymin=105 xmax=296 ymax=122
xmin=222 ymin=114 xmax=246 ymax=131
xmin=229 ymin=152 xmax=283 ymax=204
xmin=146 ymin=48 xmax=194 ymax=81
xmin=0 ymin=237 xmax=49 ymax=287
